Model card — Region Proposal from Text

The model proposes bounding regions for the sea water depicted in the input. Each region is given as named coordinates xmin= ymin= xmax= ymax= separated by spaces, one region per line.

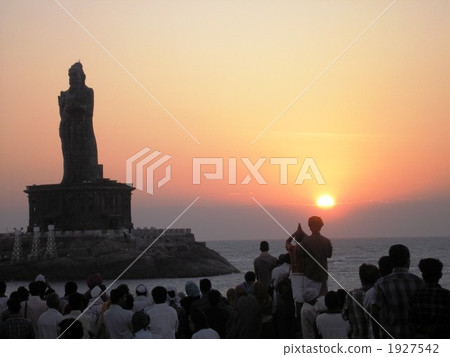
xmin=4 ymin=236 xmax=450 ymax=297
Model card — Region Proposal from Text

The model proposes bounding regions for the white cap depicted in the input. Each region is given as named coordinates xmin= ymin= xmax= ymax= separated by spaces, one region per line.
xmin=35 ymin=274 xmax=46 ymax=283
xmin=136 ymin=284 xmax=147 ymax=294
xmin=91 ymin=286 xmax=102 ymax=298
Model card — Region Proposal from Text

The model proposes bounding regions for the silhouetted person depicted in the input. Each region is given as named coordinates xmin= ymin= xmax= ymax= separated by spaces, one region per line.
xmin=343 ymin=264 xmax=379 ymax=338
xmin=179 ymin=281 xmax=200 ymax=338
xmin=65 ymin=292 xmax=92 ymax=338
xmin=133 ymin=284 xmax=152 ymax=312
xmin=243 ymin=271 xmax=256 ymax=295
xmin=60 ymin=281 xmax=78 ymax=314
xmin=301 ymin=216 xmax=332 ymax=297
xmin=286 ymin=223 xmax=307 ymax=314
xmin=410 ymin=258 xmax=450 ymax=338
xmin=203 ymin=289 xmax=230 ymax=339
xmin=274 ymin=277 xmax=296 ymax=338
xmin=226 ymin=288 xmax=238 ymax=309
xmin=190 ymin=308 xmax=220 ymax=339
xmin=17 ymin=286 xmax=29 ymax=303
xmin=254 ymin=241 xmax=278 ymax=291
xmin=191 ymin=278 xmax=212 ymax=312
xmin=378 ymin=256 xmax=394 ymax=277
xmin=271 ymin=253 xmax=291 ymax=292
xmin=132 ymin=310 xmax=152 ymax=339
xmin=364 ymin=255 xmax=392 ymax=338
xmin=301 ymin=288 xmax=318 ymax=339
xmin=254 ymin=281 xmax=276 ymax=338
xmin=20 ymin=281 xmax=47 ymax=337
xmin=1 ymin=292 xmax=19 ymax=323
xmin=225 ymin=284 xmax=262 ymax=338
xmin=103 ymin=288 xmax=133 ymax=339
xmin=180 ymin=281 xmax=200 ymax=316
xmin=38 ymin=293 xmax=63 ymax=338
xmin=316 ymin=291 xmax=350 ymax=339
xmin=146 ymin=286 xmax=178 ymax=339
xmin=0 ymin=293 xmax=34 ymax=338
xmin=117 ymin=283 xmax=134 ymax=311
xmin=336 ymin=289 xmax=347 ymax=311
xmin=372 ymin=244 xmax=424 ymax=338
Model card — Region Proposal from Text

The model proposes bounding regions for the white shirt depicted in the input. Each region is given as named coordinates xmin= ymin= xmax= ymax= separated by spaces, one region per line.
xmin=316 ymin=312 xmax=350 ymax=339
xmin=192 ymin=328 xmax=220 ymax=339
xmin=300 ymin=302 xmax=317 ymax=339
xmin=84 ymin=298 xmax=103 ymax=329
xmin=38 ymin=308 xmax=63 ymax=338
xmin=134 ymin=329 xmax=153 ymax=339
xmin=103 ymin=304 xmax=133 ymax=339
xmin=315 ymin=296 xmax=327 ymax=313
xmin=271 ymin=263 xmax=290 ymax=288
xmin=21 ymin=295 xmax=48 ymax=336
xmin=146 ymin=303 xmax=178 ymax=339
xmin=133 ymin=295 xmax=152 ymax=312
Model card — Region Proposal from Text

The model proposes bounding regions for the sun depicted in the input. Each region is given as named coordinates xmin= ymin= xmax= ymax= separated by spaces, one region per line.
xmin=317 ymin=194 xmax=335 ymax=209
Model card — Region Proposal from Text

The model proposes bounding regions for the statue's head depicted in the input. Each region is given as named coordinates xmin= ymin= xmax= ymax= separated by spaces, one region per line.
xmin=68 ymin=62 xmax=86 ymax=89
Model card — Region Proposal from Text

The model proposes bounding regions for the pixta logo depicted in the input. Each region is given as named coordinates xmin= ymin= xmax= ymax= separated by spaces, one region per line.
xmin=126 ymin=148 xmax=172 ymax=195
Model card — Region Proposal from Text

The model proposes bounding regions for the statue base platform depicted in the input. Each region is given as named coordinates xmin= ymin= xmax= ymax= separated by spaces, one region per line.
xmin=24 ymin=180 xmax=134 ymax=232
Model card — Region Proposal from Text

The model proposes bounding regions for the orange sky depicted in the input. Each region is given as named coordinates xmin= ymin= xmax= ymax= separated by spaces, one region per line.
xmin=0 ymin=0 xmax=449 ymax=240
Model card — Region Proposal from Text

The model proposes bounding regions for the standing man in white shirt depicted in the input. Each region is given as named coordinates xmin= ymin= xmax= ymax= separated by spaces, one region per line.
xmin=300 ymin=288 xmax=318 ymax=339
xmin=146 ymin=286 xmax=178 ymax=339
xmin=316 ymin=291 xmax=350 ymax=339
xmin=103 ymin=288 xmax=133 ymax=339
xmin=21 ymin=281 xmax=47 ymax=336
xmin=38 ymin=293 xmax=63 ymax=338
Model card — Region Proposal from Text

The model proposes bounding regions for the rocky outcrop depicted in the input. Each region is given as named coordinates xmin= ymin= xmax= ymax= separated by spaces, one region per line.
xmin=0 ymin=234 xmax=239 ymax=281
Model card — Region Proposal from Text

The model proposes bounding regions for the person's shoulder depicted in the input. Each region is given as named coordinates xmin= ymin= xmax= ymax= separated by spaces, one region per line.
xmin=168 ymin=304 xmax=179 ymax=314
xmin=269 ymin=254 xmax=278 ymax=262
xmin=103 ymin=306 xmax=114 ymax=317
xmin=373 ymin=275 xmax=386 ymax=289
xmin=406 ymin=272 xmax=424 ymax=285
xmin=426 ymin=285 xmax=450 ymax=297
xmin=122 ymin=308 xmax=133 ymax=317
xmin=157 ymin=303 xmax=178 ymax=314
xmin=315 ymin=312 xmax=328 ymax=326
xmin=315 ymin=311 xmax=328 ymax=320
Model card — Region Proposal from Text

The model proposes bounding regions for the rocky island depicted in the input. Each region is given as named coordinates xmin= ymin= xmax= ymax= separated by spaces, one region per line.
xmin=0 ymin=229 xmax=238 ymax=281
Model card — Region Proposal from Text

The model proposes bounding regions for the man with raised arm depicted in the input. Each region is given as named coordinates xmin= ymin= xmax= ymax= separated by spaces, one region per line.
xmin=285 ymin=223 xmax=307 ymax=315
xmin=301 ymin=216 xmax=332 ymax=297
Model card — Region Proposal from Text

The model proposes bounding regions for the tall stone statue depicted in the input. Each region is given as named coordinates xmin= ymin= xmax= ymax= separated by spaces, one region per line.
xmin=58 ymin=62 xmax=102 ymax=184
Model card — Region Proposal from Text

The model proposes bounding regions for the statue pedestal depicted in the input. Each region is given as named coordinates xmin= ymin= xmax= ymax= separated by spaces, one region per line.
xmin=24 ymin=179 xmax=134 ymax=232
